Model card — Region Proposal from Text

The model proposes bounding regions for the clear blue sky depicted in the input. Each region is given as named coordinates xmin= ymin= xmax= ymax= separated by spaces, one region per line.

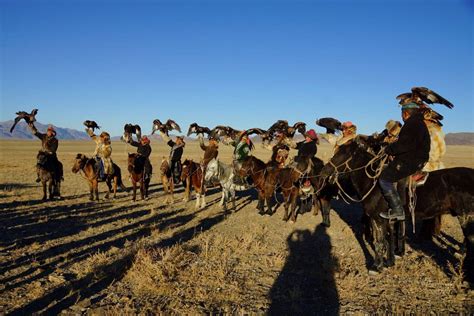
xmin=1 ymin=0 xmax=472 ymax=136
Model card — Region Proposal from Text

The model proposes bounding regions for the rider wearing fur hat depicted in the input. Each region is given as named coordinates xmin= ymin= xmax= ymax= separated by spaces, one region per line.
xmin=321 ymin=121 xmax=358 ymax=153
xmin=261 ymin=131 xmax=291 ymax=168
xmin=86 ymin=128 xmax=114 ymax=180
xmin=128 ymin=135 xmax=153 ymax=179
xmin=159 ymin=132 xmax=185 ymax=184
xmin=28 ymin=122 xmax=63 ymax=184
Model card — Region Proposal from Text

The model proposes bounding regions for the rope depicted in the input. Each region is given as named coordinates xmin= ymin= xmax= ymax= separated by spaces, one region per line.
xmin=408 ymin=177 xmax=417 ymax=233
xmin=329 ymin=149 xmax=388 ymax=203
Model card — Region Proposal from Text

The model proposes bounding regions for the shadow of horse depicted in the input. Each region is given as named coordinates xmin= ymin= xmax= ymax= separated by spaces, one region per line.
xmin=268 ymin=225 xmax=340 ymax=315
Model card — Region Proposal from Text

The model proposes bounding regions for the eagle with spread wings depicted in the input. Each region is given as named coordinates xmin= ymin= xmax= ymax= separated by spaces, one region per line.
xmin=10 ymin=109 xmax=39 ymax=133
xmin=396 ymin=87 xmax=454 ymax=126
xmin=151 ymin=119 xmax=182 ymax=135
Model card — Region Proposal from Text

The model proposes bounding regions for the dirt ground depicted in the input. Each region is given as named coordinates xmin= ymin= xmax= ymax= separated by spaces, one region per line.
xmin=0 ymin=139 xmax=473 ymax=314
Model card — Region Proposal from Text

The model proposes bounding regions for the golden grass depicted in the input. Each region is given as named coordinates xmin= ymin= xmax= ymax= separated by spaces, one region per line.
xmin=0 ymin=139 xmax=473 ymax=314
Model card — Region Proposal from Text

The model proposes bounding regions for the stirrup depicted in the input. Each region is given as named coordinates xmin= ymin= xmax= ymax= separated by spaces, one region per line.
xmin=380 ymin=209 xmax=405 ymax=221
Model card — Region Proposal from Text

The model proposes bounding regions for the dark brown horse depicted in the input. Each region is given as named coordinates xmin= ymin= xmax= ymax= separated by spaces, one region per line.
xmin=239 ymin=157 xmax=300 ymax=222
xmin=72 ymin=154 xmax=126 ymax=201
xmin=181 ymin=159 xmax=206 ymax=209
xmin=320 ymin=136 xmax=474 ymax=280
xmin=127 ymin=153 xmax=150 ymax=201
xmin=36 ymin=151 xmax=63 ymax=201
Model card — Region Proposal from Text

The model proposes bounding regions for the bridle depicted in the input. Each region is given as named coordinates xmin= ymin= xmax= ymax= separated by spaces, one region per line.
xmin=325 ymin=141 xmax=388 ymax=203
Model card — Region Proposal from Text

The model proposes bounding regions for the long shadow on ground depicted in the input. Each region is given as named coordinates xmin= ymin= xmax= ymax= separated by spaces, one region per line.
xmin=268 ymin=224 xmax=340 ymax=315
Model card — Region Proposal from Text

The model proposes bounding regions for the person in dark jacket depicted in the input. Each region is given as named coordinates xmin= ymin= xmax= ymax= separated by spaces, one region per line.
xmin=379 ymin=103 xmax=431 ymax=220
xmin=128 ymin=135 xmax=153 ymax=179
xmin=159 ymin=131 xmax=185 ymax=184
xmin=28 ymin=122 xmax=63 ymax=184
xmin=287 ymin=129 xmax=319 ymax=163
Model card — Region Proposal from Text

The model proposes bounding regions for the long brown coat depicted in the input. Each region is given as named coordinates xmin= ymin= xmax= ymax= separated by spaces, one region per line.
xmin=87 ymin=129 xmax=114 ymax=174
xmin=199 ymin=135 xmax=218 ymax=166
xmin=29 ymin=123 xmax=58 ymax=154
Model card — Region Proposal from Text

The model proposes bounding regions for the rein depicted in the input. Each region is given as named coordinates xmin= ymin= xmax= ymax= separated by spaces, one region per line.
xmin=329 ymin=148 xmax=388 ymax=203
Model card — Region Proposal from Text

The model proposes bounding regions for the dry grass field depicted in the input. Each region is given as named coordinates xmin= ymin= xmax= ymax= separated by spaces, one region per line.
xmin=0 ymin=139 xmax=473 ymax=314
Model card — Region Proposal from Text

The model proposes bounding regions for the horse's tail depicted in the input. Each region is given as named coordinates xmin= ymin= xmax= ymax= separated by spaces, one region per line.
xmin=114 ymin=164 xmax=127 ymax=190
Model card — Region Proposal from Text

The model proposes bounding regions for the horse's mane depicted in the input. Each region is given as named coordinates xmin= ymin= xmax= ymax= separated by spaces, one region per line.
xmin=247 ymin=156 xmax=266 ymax=169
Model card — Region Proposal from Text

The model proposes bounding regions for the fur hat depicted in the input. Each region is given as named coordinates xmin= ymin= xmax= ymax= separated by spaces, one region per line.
xmin=141 ymin=135 xmax=150 ymax=144
xmin=47 ymin=125 xmax=56 ymax=136
xmin=305 ymin=129 xmax=318 ymax=140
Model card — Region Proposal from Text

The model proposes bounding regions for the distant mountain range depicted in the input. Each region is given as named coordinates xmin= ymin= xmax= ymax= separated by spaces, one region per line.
xmin=0 ymin=120 xmax=89 ymax=140
xmin=1 ymin=120 xmax=473 ymax=145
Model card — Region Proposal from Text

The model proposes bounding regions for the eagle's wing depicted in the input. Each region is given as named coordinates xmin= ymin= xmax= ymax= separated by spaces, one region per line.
xmin=412 ymin=87 xmax=454 ymax=109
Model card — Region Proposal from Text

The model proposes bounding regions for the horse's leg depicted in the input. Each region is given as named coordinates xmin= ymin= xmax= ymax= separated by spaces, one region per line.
xmin=162 ymin=176 xmax=169 ymax=204
xmin=184 ymin=176 xmax=191 ymax=202
xmin=385 ymin=220 xmax=396 ymax=267
xmin=321 ymin=198 xmax=331 ymax=227
xmin=221 ymin=188 xmax=227 ymax=211
xmin=195 ymin=192 xmax=200 ymax=209
xmin=312 ymin=196 xmax=321 ymax=216
xmin=145 ymin=177 xmax=150 ymax=199
xmin=132 ymin=179 xmax=137 ymax=202
xmin=88 ymin=181 xmax=94 ymax=201
xmin=289 ymin=190 xmax=298 ymax=223
xmin=94 ymin=179 xmax=99 ymax=201
xmin=104 ymin=178 xmax=111 ymax=199
xmin=113 ymin=176 xmax=118 ymax=199
xmin=201 ymin=192 xmax=206 ymax=209
xmin=281 ymin=192 xmax=290 ymax=222
xmin=370 ymin=219 xmax=386 ymax=273
xmin=42 ymin=179 xmax=47 ymax=201
xmin=140 ymin=176 xmax=145 ymax=200
xmin=170 ymin=178 xmax=175 ymax=203
xmin=457 ymin=215 xmax=474 ymax=283
xmin=394 ymin=220 xmax=405 ymax=257
xmin=48 ymin=179 xmax=54 ymax=200
xmin=231 ymin=188 xmax=236 ymax=211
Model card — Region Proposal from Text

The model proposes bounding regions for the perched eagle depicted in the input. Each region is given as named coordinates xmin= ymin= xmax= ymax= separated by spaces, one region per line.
xmin=151 ymin=119 xmax=182 ymax=135
xmin=396 ymin=87 xmax=454 ymax=126
xmin=315 ymin=117 xmax=342 ymax=134
xmin=396 ymin=87 xmax=454 ymax=109
xmin=83 ymin=120 xmax=101 ymax=131
xmin=187 ymin=123 xmax=212 ymax=137
xmin=10 ymin=109 xmax=39 ymax=133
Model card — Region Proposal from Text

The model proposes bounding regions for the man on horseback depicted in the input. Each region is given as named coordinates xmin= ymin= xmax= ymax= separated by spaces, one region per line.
xmin=128 ymin=135 xmax=153 ymax=180
xmin=28 ymin=123 xmax=63 ymax=187
xmin=379 ymin=103 xmax=430 ymax=220
xmin=198 ymin=133 xmax=219 ymax=189
xmin=287 ymin=129 xmax=319 ymax=165
xmin=86 ymin=128 xmax=114 ymax=180
xmin=321 ymin=121 xmax=358 ymax=153
xmin=262 ymin=131 xmax=290 ymax=168
xmin=224 ymin=131 xmax=254 ymax=185
xmin=159 ymin=132 xmax=185 ymax=184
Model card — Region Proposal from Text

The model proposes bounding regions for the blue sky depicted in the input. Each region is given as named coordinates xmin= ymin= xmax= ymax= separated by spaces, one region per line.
xmin=1 ymin=0 xmax=472 ymax=136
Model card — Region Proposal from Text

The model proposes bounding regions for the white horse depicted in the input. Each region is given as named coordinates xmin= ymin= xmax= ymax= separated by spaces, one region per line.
xmin=204 ymin=158 xmax=245 ymax=211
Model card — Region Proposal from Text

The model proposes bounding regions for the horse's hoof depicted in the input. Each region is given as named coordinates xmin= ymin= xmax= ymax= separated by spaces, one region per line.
xmin=368 ymin=270 xmax=380 ymax=276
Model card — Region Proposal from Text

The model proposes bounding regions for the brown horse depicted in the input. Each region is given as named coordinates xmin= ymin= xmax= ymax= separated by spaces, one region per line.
xmin=239 ymin=157 xmax=299 ymax=222
xmin=36 ymin=151 xmax=63 ymax=201
xmin=72 ymin=154 xmax=126 ymax=201
xmin=181 ymin=159 xmax=206 ymax=209
xmin=160 ymin=157 xmax=175 ymax=204
xmin=127 ymin=153 xmax=150 ymax=201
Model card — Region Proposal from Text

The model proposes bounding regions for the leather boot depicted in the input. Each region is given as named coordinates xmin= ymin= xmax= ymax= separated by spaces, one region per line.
xmin=380 ymin=190 xmax=405 ymax=220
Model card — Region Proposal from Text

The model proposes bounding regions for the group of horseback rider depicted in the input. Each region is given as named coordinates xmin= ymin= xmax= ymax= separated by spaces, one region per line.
xmin=23 ymin=86 xmax=451 ymax=223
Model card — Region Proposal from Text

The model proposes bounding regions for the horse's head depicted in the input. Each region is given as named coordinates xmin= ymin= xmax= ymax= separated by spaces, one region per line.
xmin=128 ymin=153 xmax=137 ymax=163
xmin=204 ymin=159 xmax=219 ymax=182
xmin=181 ymin=159 xmax=192 ymax=180
xmin=320 ymin=135 xmax=382 ymax=179
xmin=72 ymin=153 xmax=87 ymax=173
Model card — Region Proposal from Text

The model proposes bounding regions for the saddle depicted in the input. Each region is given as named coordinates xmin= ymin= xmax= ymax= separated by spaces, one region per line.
xmin=397 ymin=171 xmax=430 ymax=233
